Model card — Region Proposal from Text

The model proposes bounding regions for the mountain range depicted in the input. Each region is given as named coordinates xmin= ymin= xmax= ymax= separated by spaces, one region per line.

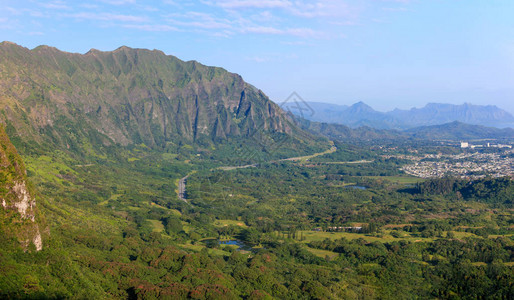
xmin=300 ymin=101 xmax=514 ymax=129
xmin=300 ymin=119 xmax=514 ymax=142
xmin=0 ymin=42 xmax=321 ymax=159
xmin=1 ymin=42 xmax=513 ymax=298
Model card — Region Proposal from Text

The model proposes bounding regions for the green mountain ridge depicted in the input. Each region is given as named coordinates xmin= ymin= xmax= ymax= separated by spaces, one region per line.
xmin=406 ymin=121 xmax=514 ymax=140
xmin=300 ymin=118 xmax=514 ymax=142
xmin=0 ymin=42 xmax=320 ymax=159
xmin=1 ymin=42 xmax=512 ymax=299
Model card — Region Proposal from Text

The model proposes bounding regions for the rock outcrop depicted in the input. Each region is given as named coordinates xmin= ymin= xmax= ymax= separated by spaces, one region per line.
xmin=0 ymin=125 xmax=42 ymax=251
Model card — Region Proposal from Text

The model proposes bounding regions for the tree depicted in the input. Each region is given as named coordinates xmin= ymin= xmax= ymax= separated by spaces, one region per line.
xmin=164 ymin=217 xmax=183 ymax=235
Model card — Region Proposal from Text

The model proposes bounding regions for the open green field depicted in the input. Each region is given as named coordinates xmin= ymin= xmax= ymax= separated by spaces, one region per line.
xmin=451 ymin=231 xmax=476 ymax=239
xmin=213 ymin=219 xmax=248 ymax=227
xmin=305 ymin=246 xmax=339 ymax=259
xmin=147 ymin=219 xmax=165 ymax=233
xmin=299 ymin=230 xmax=433 ymax=243
xmin=364 ymin=176 xmax=425 ymax=184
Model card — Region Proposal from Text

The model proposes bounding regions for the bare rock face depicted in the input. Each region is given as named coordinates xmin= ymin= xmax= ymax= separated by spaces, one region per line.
xmin=0 ymin=125 xmax=43 ymax=251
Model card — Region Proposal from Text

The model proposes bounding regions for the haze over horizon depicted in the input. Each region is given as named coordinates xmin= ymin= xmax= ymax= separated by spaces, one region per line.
xmin=2 ymin=0 xmax=513 ymax=114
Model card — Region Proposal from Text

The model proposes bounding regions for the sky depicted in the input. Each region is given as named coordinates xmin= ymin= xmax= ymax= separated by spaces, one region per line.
xmin=1 ymin=0 xmax=514 ymax=114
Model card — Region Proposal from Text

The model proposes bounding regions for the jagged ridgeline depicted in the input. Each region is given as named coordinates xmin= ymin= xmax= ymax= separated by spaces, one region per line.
xmin=0 ymin=125 xmax=43 ymax=252
xmin=0 ymin=42 xmax=323 ymax=158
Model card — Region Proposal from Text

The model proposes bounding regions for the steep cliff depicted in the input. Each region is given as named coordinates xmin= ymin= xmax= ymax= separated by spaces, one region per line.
xmin=0 ymin=42 xmax=314 ymax=157
xmin=0 ymin=125 xmax=42 ymax=251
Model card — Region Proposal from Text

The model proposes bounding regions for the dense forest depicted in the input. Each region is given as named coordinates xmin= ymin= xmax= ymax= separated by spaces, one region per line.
xmin=1 ymin=131 xmax=512 ymax=299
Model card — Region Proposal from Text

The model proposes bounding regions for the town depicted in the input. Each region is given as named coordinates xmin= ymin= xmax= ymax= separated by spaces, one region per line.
xmin=399 ymin=149 xmax=514 ymax=178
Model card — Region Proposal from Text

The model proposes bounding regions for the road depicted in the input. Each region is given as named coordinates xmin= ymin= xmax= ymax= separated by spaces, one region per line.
xmin=177 ymin=174 xmax=190 ymax=203
xmin=217 ymin=142 xmax=337 ymax=170
xmin=176 ymin=142 xmax=337 ymax=202
xmin=277 ymin=143 xmax=336 ymax=163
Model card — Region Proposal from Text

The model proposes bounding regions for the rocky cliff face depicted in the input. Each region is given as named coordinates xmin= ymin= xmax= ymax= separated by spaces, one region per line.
xmin=0 ymin=125 xmax=42 ymax=251
xmin=0 ymin=42 xmax=299 ymax=153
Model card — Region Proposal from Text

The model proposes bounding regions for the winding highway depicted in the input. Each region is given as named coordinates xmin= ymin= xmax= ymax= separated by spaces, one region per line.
xmin=176 ymin=142 xmax=336 ymax=202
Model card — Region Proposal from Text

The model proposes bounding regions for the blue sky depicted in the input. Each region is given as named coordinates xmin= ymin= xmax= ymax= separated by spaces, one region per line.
xmin=2 ymin=0 xmax=514 ymax=113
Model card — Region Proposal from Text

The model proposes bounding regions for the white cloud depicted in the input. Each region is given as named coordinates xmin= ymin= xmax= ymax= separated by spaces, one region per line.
xmin=288 ymin=0 xmax=359 ymax=18
xmin=38 ymin=1 xmax=71 ymax=10
xmin=206 ymin=0 xmax=360 ymax=19
xmin=244 ymin=26 xmax=283 ymax=34
xmin=330 ymin=20 xmax=358 ymax=26
xmin=100 ymin=0 xmax=137 ymax=5
xmin=5 ymin=6 xmax=23 ymax=15
xmin=205 ymin=0 xmax=292 ymax=9
xmin=199 ymin=0 xmax=361 ymax=39
xmin=243 ymin=26 xmax=326 ymax=38
xmin=123 ymin=24 xmax=179 ymax=31
xmin=211 ymin=30 xmax=234 ymax=38
xmin=382 ymin=7 xmax=409 ymax=12
xmin=166 ymin=12 xmax=232 ymax=29
xmin=80 ymin=4 xmax=100 ymax=9
xmin=68 ymin=12 xmax=147 ymax=22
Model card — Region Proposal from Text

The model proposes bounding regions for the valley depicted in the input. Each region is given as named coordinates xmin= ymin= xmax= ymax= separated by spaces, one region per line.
xmin=0 ymin=44 xmax=512 ymax=300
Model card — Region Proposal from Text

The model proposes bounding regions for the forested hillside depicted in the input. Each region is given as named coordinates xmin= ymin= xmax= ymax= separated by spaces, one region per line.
xmin=0 ymin=43 xmax=512 ymax=299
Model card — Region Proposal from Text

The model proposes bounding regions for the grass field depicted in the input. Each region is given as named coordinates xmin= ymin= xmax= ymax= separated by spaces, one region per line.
xmin=305 ymin=246 xmax=338 ymax=259
xmin=451 ymin=231 xmax=476 ymax=239
xmin=299 ymin=230 xmax=434 ymax=243
xmin=150 ymin=202 xmax=182 ymax=216
xmin=364 ymin=176 xmax=425 ymax=184
xmin=213 ymin=219 xmax=248 ymax=227
xmin=147 ymin=219 xmax=164 ymax=233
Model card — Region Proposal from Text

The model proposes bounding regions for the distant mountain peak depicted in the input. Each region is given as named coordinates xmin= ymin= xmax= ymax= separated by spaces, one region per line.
xmin=348 ymin=101 xmax=375 ymax=112
xmin=295 ymin=101 xmax=514 ymax=129
xmin=353 ymin=100 xmax=369 ymax=106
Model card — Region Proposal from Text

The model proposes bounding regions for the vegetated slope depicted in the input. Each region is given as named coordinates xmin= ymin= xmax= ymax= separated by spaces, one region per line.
xmin=300 ymin=117 xmax=514 ymax=142
xmin=302 ymin=101 xmax=514 ymax=129
xmin=0 ymin=42 xmax=322 ymax=158
xmin=406 ymin=121 xmax=514 ymax=140
xmin=0 ymin=125 xmax=43 ymax=252
xmin=298 ymin=118 xmax=405 ymax=142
